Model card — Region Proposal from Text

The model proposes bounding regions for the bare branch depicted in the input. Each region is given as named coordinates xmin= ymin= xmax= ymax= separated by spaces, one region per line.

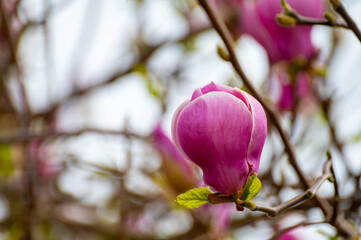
xmin=0 ymin=128 xmax=149 ymax=143
xmin=293 ymin=14 xmax=349 ymax=29
xmin=331 ymin=1 xmax=361 ymax=43
xmin=252 ymin=160 xmax=332 ymax=216
xmin=33 ymin=26 xmax=210 ymax=119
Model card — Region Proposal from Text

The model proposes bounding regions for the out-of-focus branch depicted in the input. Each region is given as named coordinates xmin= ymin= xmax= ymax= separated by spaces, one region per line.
xmin=280 ymin=0 xmax=361 ymax=42
xmin=292 ymin=14 xmax=349 ymax=29
xmin=331 ymin=1 xmax=361 ymax=43
xmin=118 ymin=123 xmax=132 ymax=239
xmin=320 ymin=96 xmax=353 ymax=176
xmin=33 ymin=26 xmax=210 ymax=120
xmin=0 ymin=3 xmax=19 ymax=70
xmin=330 ymin=160 xmax=340 ymax=225
xmin=0 ymin=128 xmax=149 ymax=143
xmin=270 ymin=221 xmax=326 ymax=240
xmin=0 ymin=1 xmax=31 ymax=115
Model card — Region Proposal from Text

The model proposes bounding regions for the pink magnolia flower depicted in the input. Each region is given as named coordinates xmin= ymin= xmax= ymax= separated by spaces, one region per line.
xmin=240 ymin=0 xmax=325 ymax=65
xmin=172 ymin=82 xmax=267 ymax=194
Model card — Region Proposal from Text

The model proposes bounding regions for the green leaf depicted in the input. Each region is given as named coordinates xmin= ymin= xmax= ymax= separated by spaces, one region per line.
xmin=176 ymin=187 xmax=211 ymax=209
xmin=242 ymin=173 xmax=262 ymax=201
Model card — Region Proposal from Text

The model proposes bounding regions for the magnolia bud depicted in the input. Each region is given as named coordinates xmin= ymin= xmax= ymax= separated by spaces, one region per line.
xmin=172 ymin=82 xmax=267 ymax=194
xmin=276 ymin=14 xmax=297 ymax=27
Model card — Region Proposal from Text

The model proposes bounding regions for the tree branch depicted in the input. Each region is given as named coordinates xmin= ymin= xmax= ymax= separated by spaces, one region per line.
xmin=198 ymin=0 xmax=310 ymax=199
xmin=251 ymin=160 xmax=332 ymax=216
xmin=0 ymin=1 xmax=31 ymax=115
xmin=330 ymin=159 xmax=340 ymax=225
xmin=0 ymin=128 xmax=149 ymax=143
xmin=33 ymin=26 xmax=210 ymax=119
xmin=331 ymin=1 xmax=361 ymax=43
xmin=293 ymin=14 xmax=349 ymax=29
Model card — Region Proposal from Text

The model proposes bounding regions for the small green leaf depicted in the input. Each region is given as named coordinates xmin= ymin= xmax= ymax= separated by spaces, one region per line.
xmin=176 ymin=187 xmax=211 ymax=209
xmin=242 ymin=173 xmax=262 ymax=201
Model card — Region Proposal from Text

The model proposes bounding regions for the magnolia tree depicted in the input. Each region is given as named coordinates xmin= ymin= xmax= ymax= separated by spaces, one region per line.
xmin=0 ymin=0 xmax=361 ymax=239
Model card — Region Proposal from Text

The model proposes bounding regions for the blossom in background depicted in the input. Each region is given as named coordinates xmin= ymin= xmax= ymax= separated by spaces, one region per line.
xmin=29 ymin=140 xmax=62 ymax=179
xmin=172 ymin=82 xmax=267 ymax=194
xmin=275 ymin=214 xmax=324 ymax=240
xmin=277 ymin=230 xmax=300 ymax=240
xmin=153 ymin=123 xmax=195 ymax=193
xmin=209 ymin=204 xmax=233 ymax=237
xmin=211 ymin=0 xmax=325 ymax=112
xmin=239 ymin=0 xmax=326 ymax=65
xmin=269 ymin=64 xmax=313 ymax=111
xmin=124 ymin=211 xmax=154 ymax=237
xmin=276 ymin=226 xmax=323 ymax=240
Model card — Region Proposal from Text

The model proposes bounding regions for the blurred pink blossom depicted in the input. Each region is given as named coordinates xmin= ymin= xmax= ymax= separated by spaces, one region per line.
xmin=277 ymin=230 xmax=300 ymax=240
xmin=153 ymin=123 xmax=196 ymax=193
xmin=240 ymin=0 xmax=325 ymax=65
xmin=29 ymin=140 xmax=62 ymax=179
xmin=124 ymin=211 xmax=154 ymax=237
xmin=153 ymin=122 xmax=233 ymax=237
xmin=212 ymin=0 xmax=325 ymax=65
xmin=269 ymin=65 xmax=313 ymax=111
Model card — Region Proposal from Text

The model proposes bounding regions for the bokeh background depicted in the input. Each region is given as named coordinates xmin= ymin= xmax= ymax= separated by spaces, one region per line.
xmin=1 ymin=0 xmax=361 ymax=239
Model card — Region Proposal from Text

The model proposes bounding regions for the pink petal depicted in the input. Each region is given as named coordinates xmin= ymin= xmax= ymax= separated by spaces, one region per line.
xmin=176 ymin=92 xmax=253 ymax=194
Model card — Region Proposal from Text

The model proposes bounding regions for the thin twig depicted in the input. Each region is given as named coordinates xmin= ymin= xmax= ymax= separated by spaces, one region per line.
xmin=118 ymin=123 xmax=132 ymax=239
xmin=330 ymin=159 xmax=340 ymax=225
xmin=293 ymin=15 xmax=349 ymax=29
xmin=252 ymin=160 xmax=332 ymax=216
xmin=0 ymin=128 xmax=149 ymax=143
xmin=279 ymin=1 xmax=349 ymax=29
xmin=33 ymin=26 xmax=210 ymax=119
xmin=0 ymin=1 xmax=31 ymax=115
xmin=320 ymin=96 xmax=353 ymax=176
xmin=331 ymin=1 xmax=361 ymax=43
